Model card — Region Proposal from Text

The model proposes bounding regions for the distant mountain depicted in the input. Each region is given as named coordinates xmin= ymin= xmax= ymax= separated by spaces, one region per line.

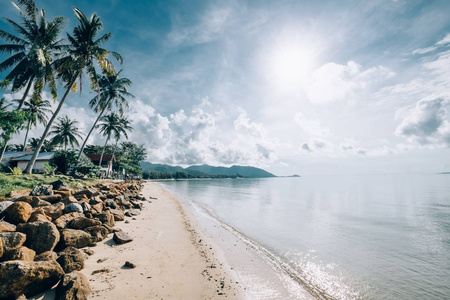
xmin=140 ymin=162 xmax=276 ymax=178
xmin=186 ymin=164 xmax=276 ymax=178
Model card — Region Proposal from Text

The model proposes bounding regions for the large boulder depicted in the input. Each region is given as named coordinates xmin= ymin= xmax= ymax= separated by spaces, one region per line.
xmin=16 ymin=221 xmax=60 ymax=254
xmin=59 ymin=229 xmax=92 ymax=249
xmin=55 ymin=271 xmax=91 ymax=300
xmin=94 ymin=211 xmax=115 ymax=227
xmin=41 ymin=202 xmax=65 ymax=220
xmin=67 ymin=217 xmax=101 ymax=230
xmin=0 ymin=201 xmax=13 ymax=214
xmin=83 ymin=225 xmax=109 ymax=242
xmin=10 ymin=196 xmax=40 ymax=207
xmin=64 ymin=203 xmax=83 ymax=214
xmin=35 ymin=251 xmax=57 ymax=262
xmin=0 ymin=232 xmax=27 ymax=253
xmin=0 ymin=220 xmax=16 ymax=233
xmin=0 ymin=201 xmax=32 ymax=224
xmin=91 ymin=203 xmax=103 ymax=213
xmin=73 ymin=188 xmax=97 ymax=200
xmin=110 ymin=209 xmax=125 ymax=221
xmin=113 ymin=232 xmax=133 ymax=244
xmin=0 ymin=260 xmax=64 ymax=299
xmin=56 ymin=246 xmax=85 ymax=273
xmin=3 ymin=246 xmax=35 ymax=261
xmin=30 ymin=184 xmax=53 ymax=196
xmin=105 ymin=199 xmax=117 ymax=209
xmin=51 ymin=179 xmax=68 ymax=191
xmin=53 ymin=212 xmax=84 ymax=229
xmin=8 ymin=189 xmax=31 ymax=198
xmin=29 ymin=208 xmax=52 ymax=223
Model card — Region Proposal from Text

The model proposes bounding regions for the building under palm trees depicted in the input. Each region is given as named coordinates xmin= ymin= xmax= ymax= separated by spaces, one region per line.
xmin=85 ymin=153 xmax=115 ymax=178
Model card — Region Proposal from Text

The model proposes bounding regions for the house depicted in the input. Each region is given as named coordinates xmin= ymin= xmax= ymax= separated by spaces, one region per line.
xmin=8 ymin=152 xmax=54 ymax=172
xmin=85 ymin=154 xmax=115 ymax=177
xmin=1 ymin=152 xmax=30 ymax=166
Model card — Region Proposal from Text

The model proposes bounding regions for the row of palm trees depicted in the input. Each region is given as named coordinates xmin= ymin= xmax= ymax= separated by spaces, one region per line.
xmin=0 ymin=0 xmax=134 ymax=172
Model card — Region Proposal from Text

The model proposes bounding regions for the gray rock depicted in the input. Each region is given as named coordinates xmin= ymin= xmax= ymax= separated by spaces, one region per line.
xmin=113 ymin=232 xmax=133 ymax=244
xmin=51 ymin=179 xmax=68 ymax=190
xmin=64 ymin=203 xmax=83 ymax=214
xmin=0 ymin=232 xmax=27 ymax=253
xmin=16 ymin=221 xmax=60 ymax=254
xmin=105 ymin=199 xmax=117 ymax=209
xmin=125 ymin=209 xmax=141 ymax=217
xmin=0 ymin=201 xmax=13 ymax=214
xmin=59 ymin=229 xmax=92 ymax=249
xmin=56 ymin=247 xmax=85 ymax=273
xmin=55 ymin=271 xmax=91 ymax=300
xmin=0 ymin=260 xmax=64 ymax=299
xmin=30 ymin=184 xmax=53 ymax=196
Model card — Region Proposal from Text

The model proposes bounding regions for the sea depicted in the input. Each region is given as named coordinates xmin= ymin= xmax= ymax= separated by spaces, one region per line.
xmin=158 ymin=174 xmax=450 ymax=300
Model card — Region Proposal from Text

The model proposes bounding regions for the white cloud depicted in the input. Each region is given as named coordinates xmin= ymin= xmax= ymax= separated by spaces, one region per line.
xmin=293 ymin=112 xmax=330 ymax=137
xmin=395 ymin=97 xmax=450 ymax=147
xmin=304 ymin=61 xmax=395 ymax=104
xmin=412 ymin=32 xmax=450 ymax=55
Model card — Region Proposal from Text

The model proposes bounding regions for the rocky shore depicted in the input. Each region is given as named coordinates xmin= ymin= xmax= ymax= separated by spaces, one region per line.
xmin=0 ymin=179 xmax=147 ymax=300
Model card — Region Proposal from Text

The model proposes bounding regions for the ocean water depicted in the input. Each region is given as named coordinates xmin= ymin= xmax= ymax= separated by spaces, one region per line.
xmin=158 ymin=174 xmax=450 ymax=300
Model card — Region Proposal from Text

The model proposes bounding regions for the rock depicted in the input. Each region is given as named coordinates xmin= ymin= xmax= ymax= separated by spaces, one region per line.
xmin=0 ymin=238 xmax=2 ymax=258
xmin=55 ymin=271 xmax=91 ymax=300
xmin=35 ymin=251 xmax=57 ymax=262
xmin=0 ymin=201 xmax=13 ymax=214
xmin=101 ymin=224 xmax=114 ymax=234
xmin=53 ymin=212 xmax=84 ymax=229
xmin=29 ymin=208 xmax=52 ymax=222
xmin=56 ymin=246 xmax=85 ymax=273
xmin=62 ymin=196 xmax=78 ymax=205
xmin=51 ymin=179 xmax=68 ymax=190
xmin=16 ymin=221 xmax=60 ymax=254
xmin=123 ymin=261 xmax=136 ymax=268
xmin=82 ymin=249 xmax=94 ymax=256
xmin=42 ymin=202 xmax=65 ymax=220
xmin=105 ymin=199 xmax=117 ymax=209
xmin=130 ymin=200 xmax=143 ymax=210
xmin=113 ymin=232 xmax=133 ymax=244
xmin=83 ymin=210 xmax=93 ymax=219
xmin=30 ymin=184 xmax=53 ymax=196
xmin=0 ymin=232 xmax=27 ymax=253
xmin=79 ymin=202 xmax=91 ymax=212
xmin=39 ymin=194 xmax=62 ymax=204
xmin=59 ymin=229 xmax=92 ymax=249
xmin=10 ymin=196 xmax=40 ymax=207
xmin=73 ymin=188 xmax=97 ymax=200
xmin=64 ymin=203 xmax=83 ymax=214
xmin=125 ymin=209 xmax=141 ymax=217
xmin=54 ymin=190 xmax=71 ymax=199
xmin=0 ymin=220 xmax=16 ymax=232
xmin=83 ymin=225 xmax=109 ymax=242
xmin=3 ymin=246 xmax=35 ymax=261
xmin=16 ymin=294 xmax=27 ymax=300
xmin=67 ymin=217 xmax=101 ymax=230
xmin=94 ymin=211 xmax=115 ymax=227
xmin=0 ymin=260 xmax=64 ymax=299
xmin=8 ymin=189 xmax=31 ymax=198
xmin=89 ymin=197 xmax=103 ymax=205
xmin=91 ymin=203 xmax=103 ymax=213
xmin=110 ymin=209 xmax=125 ymax=221
xmin=0 ymin=201 xmax=32 ymax=224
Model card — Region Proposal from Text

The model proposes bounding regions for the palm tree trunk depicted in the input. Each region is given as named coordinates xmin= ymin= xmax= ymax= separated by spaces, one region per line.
xmin=0 ymin=78 xmax=35 ymax=163
xmin=76 ymin=98 xmax=112 ymax=162
xmin=22 ymin=119 xmax=32 ymax=150
xmin=24 ymin=73 xmax=80 ymax=174
xmin=99 ymin=136 xmax=110 ymax=167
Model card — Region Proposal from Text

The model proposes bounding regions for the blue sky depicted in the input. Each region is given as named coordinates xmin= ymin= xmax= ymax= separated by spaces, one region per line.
xmin=1 ymin=0 xmax=450 ymax=175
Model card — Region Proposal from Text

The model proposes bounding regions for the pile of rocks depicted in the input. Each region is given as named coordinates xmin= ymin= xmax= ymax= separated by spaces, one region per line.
xmin=0 ymin=180 xmax=146 ymax=300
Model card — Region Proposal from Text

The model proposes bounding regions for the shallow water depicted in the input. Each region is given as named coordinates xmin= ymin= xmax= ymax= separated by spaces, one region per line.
xmin=159 ymin=174 xmax=450 ymax=300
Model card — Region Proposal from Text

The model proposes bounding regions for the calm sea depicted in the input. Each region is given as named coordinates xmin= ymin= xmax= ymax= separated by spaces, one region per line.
xmin=158 ymin=174 xmax=450 ymax=300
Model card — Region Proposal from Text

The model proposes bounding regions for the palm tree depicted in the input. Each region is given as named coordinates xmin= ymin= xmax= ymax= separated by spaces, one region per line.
xmin=28 ymin=137 xmax=54 ymax=152
xmin=24 ymin=7 xmax=122 ymax=173
xmin=0 ymin=98 xmax=12 ymax=111
xmin=48 ymin=115 xmax=84 ymax=150
xmin=0 ymin=0 xmax=65 ymax=162
xmin=97 ymin=112 xmax=132 ymax=167
xmin=19 ymin=98 xmax=52 ymax=150
xmin=77 ymin=70 xmax=133 ymax=162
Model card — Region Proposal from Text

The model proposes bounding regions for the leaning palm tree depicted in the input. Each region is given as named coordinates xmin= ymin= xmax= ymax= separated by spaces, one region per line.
xmin=0 ymin=0 xmax=65 ymax=162
xmin=77 ymin=70 xmax=133 ymax=162
xmin=97 ymin=112 xmax=132 ymax=167
xmin=48 ymin=115 xmax=84 ymax=150
xmin=19 ymin=98 xmax=52 ymax=150
xmin=24 ymin=7 xmax=122 ymax=173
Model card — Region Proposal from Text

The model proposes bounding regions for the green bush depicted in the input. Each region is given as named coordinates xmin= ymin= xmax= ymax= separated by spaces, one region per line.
xmin=49 ymin=150 xmax=78 ymax=175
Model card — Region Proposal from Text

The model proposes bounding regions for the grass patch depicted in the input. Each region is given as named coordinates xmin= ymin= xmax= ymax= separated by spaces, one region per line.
xmin=0 ymin=173 xmax=102 ymax=197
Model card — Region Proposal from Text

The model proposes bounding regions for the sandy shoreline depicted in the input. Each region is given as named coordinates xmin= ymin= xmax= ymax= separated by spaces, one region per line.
xmin=79 ymin=181 xmax=242 ymax=299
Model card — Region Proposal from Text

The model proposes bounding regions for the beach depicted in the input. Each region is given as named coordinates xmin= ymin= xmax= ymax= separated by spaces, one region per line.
xmin=80 ymin=181 xmax=243 ymax=299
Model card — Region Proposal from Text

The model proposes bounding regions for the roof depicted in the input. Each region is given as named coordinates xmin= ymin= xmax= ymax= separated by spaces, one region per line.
xmin=3 ymin=152 xmax=30 ymax=159
xmin=10 ymin=152 xmax=54 ymax=162
xmin=85 ymin=154 xmax=115 ymax=163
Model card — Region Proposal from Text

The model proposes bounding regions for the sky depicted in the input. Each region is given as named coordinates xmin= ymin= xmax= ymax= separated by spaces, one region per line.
xmin=1 ymin=0 xmax=450 ymax=176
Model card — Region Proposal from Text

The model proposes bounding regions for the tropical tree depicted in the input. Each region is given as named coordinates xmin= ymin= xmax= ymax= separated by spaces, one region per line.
xmin=97 ymin=112 xmax=132 ymax=167
xmin=48 ymin=115 xmax=84 ymax=150
xmin=0 ymin=0 xmax=65 ymax=162
xmin=24 ymin=7 xmax=122 ymax=173
xmin=28 ymin=137 xmax=54 ymax=151
xmin=19 ymin=98 xmax=52 ymax=150
xmin=77 ymin=70 xmax=133 ymax=162
xmin=0 ymin=98 xmax=11 ymax=111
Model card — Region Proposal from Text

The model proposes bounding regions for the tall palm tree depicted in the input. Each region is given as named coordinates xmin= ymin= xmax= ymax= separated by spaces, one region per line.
xmin=19 ymin=98 xmax=52 ymax=150
xmin=0 ymin=0 xmax=65 ymax=162
xmin=28 ymin=137 xmax=54 ymax=152
xmin=97 ymin=112 xmax=132 ymax=167
xmin=24 ymin=7 xmax=122 ymax=173
xmin=48 ymin=115 xmax=84 ymax=150
xmin=0 ymin=98 xmax=11 ymax=111
xmin=77 ymin=70 xmax=133 ymax=162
